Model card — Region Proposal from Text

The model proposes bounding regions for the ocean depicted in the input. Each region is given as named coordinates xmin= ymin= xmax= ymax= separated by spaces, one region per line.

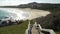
xmin=0 ymin=8 xmax=30 ymax=21
xmin=0 ymin=9 xmax=18 ymax=21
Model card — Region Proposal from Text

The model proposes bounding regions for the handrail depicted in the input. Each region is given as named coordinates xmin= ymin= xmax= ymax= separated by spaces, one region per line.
xmin=25 ymin=25 xmax=33 ymax=34
xmin=25 ymin=21 xmax=33 ymax=34
xmin=38 ymin=24 xmax=56 ymax=34
xmin=25 ymin=21 xmax=56 ymax=34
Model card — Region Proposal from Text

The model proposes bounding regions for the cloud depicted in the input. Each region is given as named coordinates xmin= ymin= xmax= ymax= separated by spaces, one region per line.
xmin=0 ymin=0 xmax=35 ymax=6
xmin=0 ymin=0 xmax=20 ymax=6
xmin=0 ymin=0 xmax=34 ymax=6
xmin=0 ymin=0 xmax=60 ymax=6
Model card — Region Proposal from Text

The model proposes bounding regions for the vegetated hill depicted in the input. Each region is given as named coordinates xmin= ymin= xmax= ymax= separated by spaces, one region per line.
xmin=17 ymin=2 xmax=60 ymax=12
xmin=36 ymin=12 xmax=60 ymax=31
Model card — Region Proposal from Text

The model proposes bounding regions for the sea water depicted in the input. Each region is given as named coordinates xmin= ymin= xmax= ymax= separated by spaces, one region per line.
xmin=0 ymin=8 xmax=30 ymax=21
xmin=0 ymin=10 xmax=17 ymax=20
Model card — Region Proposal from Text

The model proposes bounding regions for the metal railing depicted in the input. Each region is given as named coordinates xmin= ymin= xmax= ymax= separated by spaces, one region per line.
xmin=25 ymin=21 xmax=33 ymax=34
xmin=38 ymin=24 xmax=56 ymax=34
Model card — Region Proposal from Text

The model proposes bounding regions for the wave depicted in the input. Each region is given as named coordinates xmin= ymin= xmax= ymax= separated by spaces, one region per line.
xmin=0 ymin=8 xmax=30 ymax=21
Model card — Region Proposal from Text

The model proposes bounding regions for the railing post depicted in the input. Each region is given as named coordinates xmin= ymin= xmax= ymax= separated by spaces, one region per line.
xmin=25 ymin=20 xmax=31 ymax=34
xmin=25 ymin=20 xmax=32 ymax=34
xmin=34 ymin=21 xmax=38 ymax=27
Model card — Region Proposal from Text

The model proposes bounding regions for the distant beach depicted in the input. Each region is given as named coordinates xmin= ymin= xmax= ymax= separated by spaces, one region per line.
xmin=0 ymin=8 xmax=50 ymax=21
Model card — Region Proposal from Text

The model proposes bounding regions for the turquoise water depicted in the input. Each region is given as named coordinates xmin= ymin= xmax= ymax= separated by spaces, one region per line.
xmin=0 ymin=8 xmax=30 ymax=20
xmin=0 ymin=10 xmax=17 ymax=20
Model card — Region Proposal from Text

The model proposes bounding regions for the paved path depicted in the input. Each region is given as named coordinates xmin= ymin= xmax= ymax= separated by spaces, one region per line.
xmin=31 ymin=25 xmax=39 ymax=34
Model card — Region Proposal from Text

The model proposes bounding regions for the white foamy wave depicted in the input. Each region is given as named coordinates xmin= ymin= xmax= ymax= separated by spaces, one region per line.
xmin=0 ymin=8 xmax=30 ymax=20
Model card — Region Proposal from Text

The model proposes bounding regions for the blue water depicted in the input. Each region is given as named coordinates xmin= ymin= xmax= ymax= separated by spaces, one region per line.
xmin=0 ymin=10 xmax=17 ymax=20
xmin=0 ymin=8 xmax=31 ymax=21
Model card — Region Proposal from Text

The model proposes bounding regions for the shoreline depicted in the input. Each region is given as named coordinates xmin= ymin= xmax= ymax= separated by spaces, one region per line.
xmin=0 ymin=8 xmax=50 ymax=27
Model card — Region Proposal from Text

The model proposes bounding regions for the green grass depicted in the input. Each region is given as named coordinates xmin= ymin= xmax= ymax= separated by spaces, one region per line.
xmin=56 ymin=32 xmax=60 ymax=34
xmin=0 ymin=21 xmax=28 ymax=34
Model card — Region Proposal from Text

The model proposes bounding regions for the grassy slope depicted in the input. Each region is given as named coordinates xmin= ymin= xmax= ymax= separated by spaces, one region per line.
xmin=0 ymin=20 xmax=59 ymax=34
xmin=56 ymin=32 xmax=60 ymax=34
xmin=0 ymin=21 xmax=28 ymax=34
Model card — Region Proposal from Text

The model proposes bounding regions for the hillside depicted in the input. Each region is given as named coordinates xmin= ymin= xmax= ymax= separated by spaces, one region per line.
xmin=17 ymin=2 xmax=60 ymax=12
xmin=0 ymin=2 xmax=60 ymax=13
xmin=0 ymin=20 xmax=28 ymax=34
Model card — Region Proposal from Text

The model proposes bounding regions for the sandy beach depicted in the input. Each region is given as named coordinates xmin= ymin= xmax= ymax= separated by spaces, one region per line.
xmin=0 ymin=8 xmax=50 ymax=20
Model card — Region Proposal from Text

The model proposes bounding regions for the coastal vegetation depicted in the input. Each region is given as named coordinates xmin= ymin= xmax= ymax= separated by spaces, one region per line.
xmin=0 ymin=20 xmax=28 ymax=34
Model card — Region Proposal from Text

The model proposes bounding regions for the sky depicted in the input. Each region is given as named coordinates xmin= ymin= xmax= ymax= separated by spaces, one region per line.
xmin=0 ymin=0 xmax=60 ymax=6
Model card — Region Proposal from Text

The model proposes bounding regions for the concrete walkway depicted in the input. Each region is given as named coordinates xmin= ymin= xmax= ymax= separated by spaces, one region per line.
xmin=25 ymin=22 xmax=56 ymax=34
xmin=31 ymin=25 xmax=39 ymax=34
